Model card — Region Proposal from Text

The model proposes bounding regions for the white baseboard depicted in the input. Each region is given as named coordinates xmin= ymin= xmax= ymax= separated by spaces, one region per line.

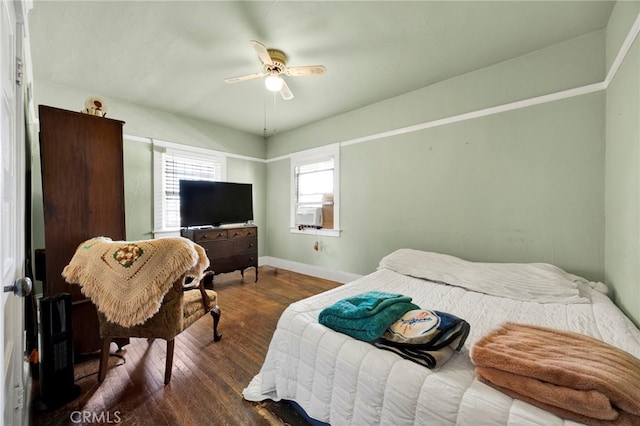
xmin=259 ymin=256 xmax=363 ymax=284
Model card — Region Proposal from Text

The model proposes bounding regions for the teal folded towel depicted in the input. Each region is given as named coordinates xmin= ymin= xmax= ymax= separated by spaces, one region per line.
xmin=319 ymin=291 xmax=420 ymax=341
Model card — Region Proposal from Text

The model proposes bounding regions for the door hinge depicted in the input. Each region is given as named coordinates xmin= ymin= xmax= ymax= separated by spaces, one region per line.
xmin=16 ymin=57 xmax=23 ymax=86
xmin=14 ymin=383 xmax=24 ymax=410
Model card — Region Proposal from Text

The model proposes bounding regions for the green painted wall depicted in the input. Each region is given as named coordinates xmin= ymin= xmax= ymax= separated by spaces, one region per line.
xmin=267 ymin=30 xmax=605 ymax=158
xmin=266 ymin=28 xmax=607 ymax=282
xmin=122 ymin=138 xmax=153 ymax=240
xmin=267 ymin=94 xmax=605 ymax=279
xmin=341 ymin=95 xmax=604 ymax=277
xmin=34 ymin=81 xmax=265 ymax=158
xmin=605 ymin=1 xmax=640 ymax=325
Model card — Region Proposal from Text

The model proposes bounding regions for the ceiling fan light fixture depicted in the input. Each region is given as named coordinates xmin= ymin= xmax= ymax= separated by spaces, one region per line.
xmin=225 ymin=41 xmax=326 ymax=101
xmin=265 ymin=75 xmax=284 ymax=92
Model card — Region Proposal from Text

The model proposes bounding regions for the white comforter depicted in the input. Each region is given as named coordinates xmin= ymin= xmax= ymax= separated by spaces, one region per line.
xmin=243 ymin=250 xmax=640 ymax=425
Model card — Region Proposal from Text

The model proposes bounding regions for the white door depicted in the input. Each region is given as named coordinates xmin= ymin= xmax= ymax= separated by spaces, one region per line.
xmin=2 ymin=1 xmax=30 ymax=425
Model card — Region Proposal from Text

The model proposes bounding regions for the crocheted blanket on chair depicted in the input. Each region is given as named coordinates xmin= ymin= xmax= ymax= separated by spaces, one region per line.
xmin=62 ymin=236 xmax=210 ymax=327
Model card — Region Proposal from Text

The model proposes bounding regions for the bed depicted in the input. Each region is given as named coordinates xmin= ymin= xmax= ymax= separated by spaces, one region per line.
xmin=243 ymin=249 xmax=640 ymax=425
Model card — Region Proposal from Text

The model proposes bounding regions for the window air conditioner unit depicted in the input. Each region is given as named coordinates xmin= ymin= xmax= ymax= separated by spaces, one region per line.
xmin=296 ymin=207 xmax=323 ymax=228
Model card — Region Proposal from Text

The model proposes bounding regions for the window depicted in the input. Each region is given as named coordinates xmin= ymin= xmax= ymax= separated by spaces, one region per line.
xmin=290 ymin=144 xmax=340 ymax=237
xmin=153 ymin=142 xmax=226 ymax=237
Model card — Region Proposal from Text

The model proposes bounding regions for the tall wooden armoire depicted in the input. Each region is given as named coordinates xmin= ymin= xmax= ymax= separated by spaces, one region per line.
xmin=39 ymin=105 xmax=126 ymax=356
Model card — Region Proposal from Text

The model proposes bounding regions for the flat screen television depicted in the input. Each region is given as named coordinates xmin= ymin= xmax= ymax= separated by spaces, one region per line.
xmin=179 ymin=180 xmax=253 ymax=227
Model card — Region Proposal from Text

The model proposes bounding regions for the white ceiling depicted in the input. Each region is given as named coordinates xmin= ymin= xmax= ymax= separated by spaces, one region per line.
xmin=28 ymin=1 xmax=615 ymax=137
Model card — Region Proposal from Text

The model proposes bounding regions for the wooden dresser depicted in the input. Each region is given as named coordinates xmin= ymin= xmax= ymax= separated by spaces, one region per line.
xmin=181 ymin=225 xmax=258 ymax=282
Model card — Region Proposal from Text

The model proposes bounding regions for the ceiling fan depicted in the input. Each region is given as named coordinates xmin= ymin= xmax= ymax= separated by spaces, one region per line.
xmin=224 ymin=40 xmax=327 ymax=100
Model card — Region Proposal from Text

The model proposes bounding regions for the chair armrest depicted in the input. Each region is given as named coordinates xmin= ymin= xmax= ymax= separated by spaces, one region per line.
xmin=182 ymin=281 xmax=199 ymax=290
xmin=182 ymin=271 xmax=214 ymax=314
xmin=197 ymin=272 xmax=214 ymax=313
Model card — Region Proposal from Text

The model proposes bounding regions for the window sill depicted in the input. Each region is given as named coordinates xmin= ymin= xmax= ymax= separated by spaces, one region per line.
xmin=290 ymin=227 xmax=341 ymax=238
xmin=153 ymin=228 xmax=181 ymax=239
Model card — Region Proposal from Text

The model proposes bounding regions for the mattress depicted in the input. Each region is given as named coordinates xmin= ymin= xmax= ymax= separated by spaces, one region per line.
xmin=243 ymin=249 xmax=640 ymax=425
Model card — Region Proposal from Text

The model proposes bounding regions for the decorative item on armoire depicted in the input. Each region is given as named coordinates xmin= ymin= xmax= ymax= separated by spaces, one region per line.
xmin=81 ymin=96 xmax=108 ymax=117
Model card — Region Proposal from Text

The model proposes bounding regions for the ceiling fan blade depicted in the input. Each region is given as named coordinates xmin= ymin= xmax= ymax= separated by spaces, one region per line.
xmin=285 ymin=65 xmax=327 ymax=77
xmin=279 ymin=79 xmax=294 ymax=100
xmin=224 ymin=72 xmax=265 ymax=84
xmin=250 ymin=40 xmax=273 ymax=66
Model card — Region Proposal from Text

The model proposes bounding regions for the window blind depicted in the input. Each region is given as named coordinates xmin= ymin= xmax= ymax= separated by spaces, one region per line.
xmin=155 ymin=150 xmax=225 ymax=231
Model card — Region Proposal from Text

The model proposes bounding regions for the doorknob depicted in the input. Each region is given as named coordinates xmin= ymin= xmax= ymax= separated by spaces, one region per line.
xmin=4 ymin=277 xmax=32 ymax=297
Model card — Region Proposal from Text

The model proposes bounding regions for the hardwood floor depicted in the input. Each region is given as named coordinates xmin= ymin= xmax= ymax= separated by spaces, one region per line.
xmin=30 ymin=267 xmax=341 ymax=425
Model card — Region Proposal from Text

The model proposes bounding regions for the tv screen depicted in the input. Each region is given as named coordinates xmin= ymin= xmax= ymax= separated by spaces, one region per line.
xmin=179 ymin=180 xmax=254 ymax=227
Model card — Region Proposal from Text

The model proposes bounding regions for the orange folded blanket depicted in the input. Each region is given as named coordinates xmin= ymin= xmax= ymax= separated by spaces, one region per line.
xmin=471 ymin=322 xmax=640 ymax=426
